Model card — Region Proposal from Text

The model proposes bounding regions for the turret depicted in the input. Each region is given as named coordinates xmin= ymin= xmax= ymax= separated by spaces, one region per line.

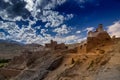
xmin=96 ymin=24 xmax=104 ymax=32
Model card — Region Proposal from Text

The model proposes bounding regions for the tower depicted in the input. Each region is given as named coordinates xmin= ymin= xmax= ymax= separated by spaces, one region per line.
xmin=96 ymin=24 xmax=104 ymax=32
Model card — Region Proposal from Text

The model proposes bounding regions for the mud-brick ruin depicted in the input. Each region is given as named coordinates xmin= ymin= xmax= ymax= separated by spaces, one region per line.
xmin=78 ymin=24 xmax=112 ymax=53
xmin=45 ymin=40 xmax=68 ymax=50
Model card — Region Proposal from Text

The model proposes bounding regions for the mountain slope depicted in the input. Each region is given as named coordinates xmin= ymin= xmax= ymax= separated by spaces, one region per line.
xmin=0 ymin=40 xmax=24 ymax=59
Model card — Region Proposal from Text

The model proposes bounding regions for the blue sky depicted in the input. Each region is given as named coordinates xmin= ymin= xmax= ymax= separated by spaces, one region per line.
xmin=0 ymin=0 xmax=120 ymax=44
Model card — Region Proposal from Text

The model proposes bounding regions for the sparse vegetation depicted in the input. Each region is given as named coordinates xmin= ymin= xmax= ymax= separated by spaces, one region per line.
xmin=0 ymin=59 xmax=10 ymax=68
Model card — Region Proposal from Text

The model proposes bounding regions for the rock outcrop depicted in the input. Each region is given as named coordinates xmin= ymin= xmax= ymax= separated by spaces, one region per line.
xmin=47 ymin=56 xmax=63 ymax=71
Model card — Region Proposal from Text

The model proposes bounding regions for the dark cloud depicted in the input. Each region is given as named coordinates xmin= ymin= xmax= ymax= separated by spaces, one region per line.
xmin=0 ymin=0 xmax=11 ymax=10
xmin=7 ymin=1 xmax=30 ymax=19
xmin=0 ymin=0 xmax=31 ymax=19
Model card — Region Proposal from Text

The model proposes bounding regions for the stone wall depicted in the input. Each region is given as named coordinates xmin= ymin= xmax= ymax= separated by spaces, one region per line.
xmin=88 ymin=24 xmax=104 ymax=37
xmin=45 ymin=40 xmax=68 ymax=50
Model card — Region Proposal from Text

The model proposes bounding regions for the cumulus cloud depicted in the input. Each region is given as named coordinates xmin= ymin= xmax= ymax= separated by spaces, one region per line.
xmin=107 ymin=21 xmax=120 ymax=37
xmin=52 ymin=35 xmax=77 ymax=44
xmin=0 ymin=20 xmax=86 ymax=45
xmin=41 ymin=10 xmax=65 ymax=27
xmin=0 ymin=0 xmax=81 ymax=45
xmin=24 ymin=0 xmax=34 ymax=12
xmin=76 ymin=30 xmax=81 ymax=34
xmin=53 ymin=24 xmax=71 ymax=35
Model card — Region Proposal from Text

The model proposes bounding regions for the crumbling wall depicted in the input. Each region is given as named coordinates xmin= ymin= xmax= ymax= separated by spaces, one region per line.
xmin=45 ymin=40 xmax=68 ymax=50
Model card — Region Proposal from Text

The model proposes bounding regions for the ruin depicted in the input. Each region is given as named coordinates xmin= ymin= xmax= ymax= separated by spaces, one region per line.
xmin=88 ymin=24 xmax=104 ymax=37
xmin=87 ymin=24 xmax=112 ymax=52
xmin=77 ymin=24 xmax=112 ymax=53
xmin=45 ymin=40 xmax=68 ymax=50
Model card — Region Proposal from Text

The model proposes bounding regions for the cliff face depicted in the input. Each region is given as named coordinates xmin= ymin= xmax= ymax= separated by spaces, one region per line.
xmin=0 ymin=24 xmax=120 ymax=80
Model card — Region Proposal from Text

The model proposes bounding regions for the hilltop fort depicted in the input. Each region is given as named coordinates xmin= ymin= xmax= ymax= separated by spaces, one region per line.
xmin=78 ymin=24 xmax=112 ymax=53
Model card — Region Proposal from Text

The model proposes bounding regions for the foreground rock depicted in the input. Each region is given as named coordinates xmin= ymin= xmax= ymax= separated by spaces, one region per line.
xmin=47 ymin=56 xmax=63 ymax=71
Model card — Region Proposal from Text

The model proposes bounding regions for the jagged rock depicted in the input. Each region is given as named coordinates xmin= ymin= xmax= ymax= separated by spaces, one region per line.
xmin=47 ymin=56 xmax=63 ymax=71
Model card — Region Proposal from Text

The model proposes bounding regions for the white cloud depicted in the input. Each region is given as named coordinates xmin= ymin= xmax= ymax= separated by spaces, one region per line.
xmin=53 ymin=35 xmax=78 ymax=44
xmin=84 ymin=27 xmax=94 ymax=32
xmin=4 ymin=0 xmax=9 ymax=3
xmin=34 ymin=26 xmax=41 ymax=30
xmin=25 ymin=0 xmax=73 ymax=28
xmin=53 ymin=24 xmax=71 ymax=35
xmin=76 ymin=30 xmax=81 ymax=34
xmin=41 ymin=0 xmax=67 ymax=10
xmin=41 ymin=29 xmax=48 ymax=34
xmin=0 ymin=20 xmax=86 ymax=45
xmin=24 ymin=0 xmax=34 ymax=12
xmin=66 ymin=14 xmax=74 ymax=20
xmin=0 ymin=19 xmax=86 ymax=45
xmin=45 ymin=23 xmax=51 ymax=28
xmin=53 ymin=35 xmax=86 ymax=44
xmin=0 ymin=0 xmax=82 ymax=45
xmin=0 ymin=21 xmax=37 ymax=44
xmin=41 ymin=10 xmax=65 ymax=27
xmin=40 ymin=10 xmax=73 ymax=28
xmin=0 ymin=22 xmax=20 ymax=36
xmin=107 ymin=21 xmax=120 ymax=37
